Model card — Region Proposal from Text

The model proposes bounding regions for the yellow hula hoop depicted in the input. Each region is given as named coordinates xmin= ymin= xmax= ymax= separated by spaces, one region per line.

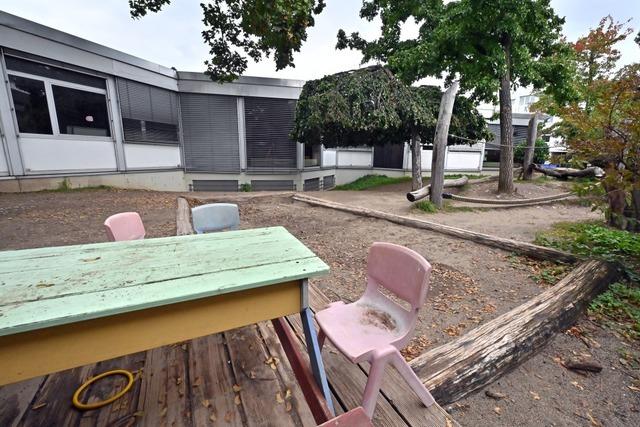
xmin=72 ymin=369 xmax=135 ymax=411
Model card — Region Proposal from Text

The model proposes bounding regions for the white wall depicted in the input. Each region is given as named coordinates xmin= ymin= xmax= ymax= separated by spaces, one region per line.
xmin=0 ymin=145 xmax=8 ymax=175
xmin=322 ymin=149 xmax=337 ymax=167
xmin=336 ymin=149 xmax=372 ymax=167
xmin=19 ymin=137 xmax=117 ymax=173
xmin=409 ymin=147 xmax=483 ymax=172
xmin=124 ymin=143 xmax=182 ymax=170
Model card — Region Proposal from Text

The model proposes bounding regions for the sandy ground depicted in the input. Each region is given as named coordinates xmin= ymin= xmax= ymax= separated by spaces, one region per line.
xmin=0 ymin=187 xmax=637 ymax=427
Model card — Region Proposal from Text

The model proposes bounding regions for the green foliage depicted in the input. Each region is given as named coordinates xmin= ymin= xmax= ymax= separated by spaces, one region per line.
xmin=337 ymin=0 xmax=575 ymax=104
xmin=333 ymin=175 xmax=412 ymax=191
xmin=535 ymin=222 xmax=640 ymax=281
xmin=291 ymin=66 xmax=490 ymax=147
xmin=129 ymin=0 xmax=326 ymax=82
xmin=240 ymin=183 xmax=252 ymax=192
xmin=530 ymin=265 xmax=570 ymax=286
xmin=56 ymin=178 xmax=72 ymax=192
xmin=589 ymin=282 xmax=640 ymax=340
xmin=513 ymin=139 xmax=549 ymax=164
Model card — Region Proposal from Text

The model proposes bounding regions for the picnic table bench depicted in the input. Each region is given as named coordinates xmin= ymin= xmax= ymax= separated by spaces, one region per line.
xmin=0 ymin=226 xmax=334 ymax=420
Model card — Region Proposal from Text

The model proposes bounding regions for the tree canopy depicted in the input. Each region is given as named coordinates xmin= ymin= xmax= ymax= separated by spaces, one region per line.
xmin=291 ymin=66 xmax=489 ymax=148
xmin=337 ymin=0 xmax=574 ymax=102
xmin=129 ymin=0 xmax=326 ymax=82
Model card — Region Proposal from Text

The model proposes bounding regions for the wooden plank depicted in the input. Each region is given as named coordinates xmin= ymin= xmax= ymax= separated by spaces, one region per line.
xmin=136 ymin=345 xmax=192 ymax=427
xmin=187 ymin=335 xmax=243 ymax=427
xmin=0 ymin=281 xmax=301 ymax=385
xmin=176 ymin=197 xmax=195 ymax=236
xmin=19 ymin=366 xmax=93 ymax=427
xmin=294 ymin=194 xmax=578 ymax=263
xmin=308 ymin=285 xmax=459 ymax=427
xmin=225 ymin=325 xmax=300 ymax=427
xmin=77 ymin=352 xmax=146 ymax=427
xmin=0 ymin=376 xmax=45 ymax=427
xmin=264 ymin=320 xmax=327 ymax=425
xmin=285 ymin=314 xmax=408 ymax=427
xmin=409 ymin=260 xmax=619 ymax=405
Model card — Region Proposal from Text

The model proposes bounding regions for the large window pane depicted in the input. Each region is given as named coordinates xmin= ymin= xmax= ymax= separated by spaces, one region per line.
xmin=8 ymin=75 xmax=53 ymax=134
xmin=52 ymin=86 xmax=111 ymax=137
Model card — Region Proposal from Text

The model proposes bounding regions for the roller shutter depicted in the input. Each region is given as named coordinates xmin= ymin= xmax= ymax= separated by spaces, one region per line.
xmin=244 ymin=97 xmax=297 ymax=170
xmin=117 ymin=78 xmax=180 ymax=144
xmin=180 ymin=93 xmax=240 ymax=173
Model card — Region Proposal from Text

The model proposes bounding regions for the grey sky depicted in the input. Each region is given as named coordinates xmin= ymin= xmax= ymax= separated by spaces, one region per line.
xmin=0 ymin=0 xmax=638 ymax=81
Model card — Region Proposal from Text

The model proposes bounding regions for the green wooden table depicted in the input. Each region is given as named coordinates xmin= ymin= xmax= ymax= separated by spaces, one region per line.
xmin=0 ymin=226 xmax=334 ymax=417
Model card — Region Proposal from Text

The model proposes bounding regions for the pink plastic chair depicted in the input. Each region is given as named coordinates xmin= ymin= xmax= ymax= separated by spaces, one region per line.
xmin=315 ymin=242 xmax=435 ymax=417
xmin=103 ymin=212 xmax=146 ymax=242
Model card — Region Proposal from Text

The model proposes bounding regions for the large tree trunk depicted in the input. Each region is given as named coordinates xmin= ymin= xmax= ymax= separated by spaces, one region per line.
xmin=498 ymin=44 xmax=514 ymax=193
xmin=530 ymin=164 xmax=603 ymax=179
xmin=409 ymin=260 xmax=620 ymax=405
xmin=410 ymin=130 xmax=422 ymax=191
xmin=430 ymin=81 xmax=460 ymax=208
xmin=522 ymin=113 xmax=539 ymax=180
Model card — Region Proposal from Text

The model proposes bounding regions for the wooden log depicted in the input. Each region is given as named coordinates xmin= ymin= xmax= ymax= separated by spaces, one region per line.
xmin=176 ymin=197 xmax=194 ymax=235
xmin=410 ymin=130 xmax=423 ymax=192
xmin=430 ymin=81 xmax=460 ymax=208
xmin=293 ymin=194 xmax=577 ymax=263
xmin=530 ymin=164 xmax=604 ymax=179
xmin=522 ymin=113 xmax=539 ymax=180
xmin=443 ymin=191 xmax=572 ymax=205
xmin=408 ymin=260 xmax=620 ymax=405
xmin=406 ymin=176 xmax=469 ymax=202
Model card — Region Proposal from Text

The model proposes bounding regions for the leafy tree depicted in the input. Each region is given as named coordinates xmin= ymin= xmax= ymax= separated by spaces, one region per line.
xmin=128 ymin=0 xmax=326 ymax=82
xmin=337 ymin=0 xmax=575 ymax=193
xmin=514 ymin=139 xmax=549 ymax=164
xmin=537 ymin=17 xmax=639 ymax=231
xmin=291 ymin=66 xmax=489 ymax=190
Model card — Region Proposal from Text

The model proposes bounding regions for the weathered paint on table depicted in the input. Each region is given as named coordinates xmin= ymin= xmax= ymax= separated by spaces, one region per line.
xmin=0 ymin=226 xmax=329 ymax=385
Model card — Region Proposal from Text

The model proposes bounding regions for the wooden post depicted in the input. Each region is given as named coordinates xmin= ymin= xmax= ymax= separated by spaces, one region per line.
xmin=522 ymin=113 xmax=539 ymax=180
xmin=176 ymin=197 xmax=195 ymax=235
xmin=410 ymin=130 xmax=422 ymax=191
xmin=430 ymin=81 xmax=459 ymax=208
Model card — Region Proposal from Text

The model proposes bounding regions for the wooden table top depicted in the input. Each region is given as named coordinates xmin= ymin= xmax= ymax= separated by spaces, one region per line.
xmin=0 ymin=226 xmax=328 ymax=337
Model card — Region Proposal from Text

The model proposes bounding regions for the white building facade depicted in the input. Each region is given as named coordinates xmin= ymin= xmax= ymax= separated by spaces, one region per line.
xmin=0 ymin=12 xmax=486 ymax=192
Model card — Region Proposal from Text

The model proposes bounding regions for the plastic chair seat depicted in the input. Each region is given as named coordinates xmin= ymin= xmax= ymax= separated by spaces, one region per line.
xmin=316 ymin=300 xmax=408 ymax=362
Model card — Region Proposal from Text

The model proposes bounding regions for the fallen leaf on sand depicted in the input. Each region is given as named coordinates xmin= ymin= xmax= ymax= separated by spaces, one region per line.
xmin=587 ymin=412 xmax=601 ymax=426
xmin=232 ymin=384 xmax=242 ymax=392
xmin=276 ymin=392 xmax=284 ymax=404
xmin=234 ymin=395 xmax=241 ymax=405
xmin=201 ymin=399 xmax=210 ymax=408
xmin=628 ymin=385 xmax=640 ymax=392
xmin=209 ymin=412 xmax=217 ymax=422
xmin=493 ymin=406 xmax=502 ymax=415
xmin=530 ymin=391 xmax=541 ymax=400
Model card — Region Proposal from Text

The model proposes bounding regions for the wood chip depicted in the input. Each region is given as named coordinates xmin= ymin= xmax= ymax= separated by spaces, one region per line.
xmin=628 ymin=385 xmax=640 ymax=392
xmin=493 ymin=406 xmax=502 ymax=415
xmin=209 ymin=412 xmax=217 ymax=422
xmin=232 ymin=384 xmax=242 ymax=392
xmin=276 ymin=392 xmax=284 ymax=404
xmin=31 ymin=402 xmax=47 ymax=410
xmin=562 ymin=358 xmax=603 ymax=373
xmin=587 ymin=412 xmax=601 ymax=426
xmin=485 ymin=390 xmax=507 ymax=400
xmin=201 ymin=399 xmax=210 ymax=408
xmin=530 ymin=391 xmax=540 ymax=400
xmin=234 ymin=394 xmax=241 ymax=405
xmin=571 ymin=381 xmax=584 ymax=390
xmin=446 ymin=418 xmax=453 ymax=427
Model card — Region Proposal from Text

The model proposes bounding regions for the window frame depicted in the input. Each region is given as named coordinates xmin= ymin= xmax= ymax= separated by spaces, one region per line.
xmin=6 ymin=69 xmax=114 ymax=141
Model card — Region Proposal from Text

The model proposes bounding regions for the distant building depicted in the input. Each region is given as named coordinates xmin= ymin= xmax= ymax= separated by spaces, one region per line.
xmin=0 ymin=12 xmax=486 ymax=192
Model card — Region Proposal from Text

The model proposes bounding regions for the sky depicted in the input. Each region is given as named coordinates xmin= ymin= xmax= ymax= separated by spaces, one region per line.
xmin=0 ymin=0 xmax=638 ymax=82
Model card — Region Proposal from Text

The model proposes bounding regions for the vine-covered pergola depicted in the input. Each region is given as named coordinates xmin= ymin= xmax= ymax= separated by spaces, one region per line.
xmin=291 ymin=66 xmax=490 ymax=190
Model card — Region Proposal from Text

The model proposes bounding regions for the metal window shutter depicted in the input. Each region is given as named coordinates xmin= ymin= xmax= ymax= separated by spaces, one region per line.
xmin=303 ymin=178 xmax=320 ymax=191
xmin=251 ymin=180 xmax=295 ymax=191
xmin=180 ymin=93 xmax=240 ymax=173
xmin=117 ymin=78 xmax=178 ymax=124
xmin=192 ymin=180 xmax=239 ymax=191
xmin=244 ymin=97 xmax=297 ymax=169
xmin=323 ymin=175 xmax=335 ymax=189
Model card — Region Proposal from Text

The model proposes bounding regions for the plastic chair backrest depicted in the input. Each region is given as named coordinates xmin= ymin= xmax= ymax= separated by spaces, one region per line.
xmin=104 ymin=212 xmax=146 ymax=242
xmin=365 ymin=242 xmax=431 ymax=312
xmin=191 ymin=203 xmax=240 ymax=234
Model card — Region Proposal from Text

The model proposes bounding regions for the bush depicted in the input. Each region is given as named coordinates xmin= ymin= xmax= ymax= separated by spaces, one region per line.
xmin=514 ymin=138 xmax=549 ymax=164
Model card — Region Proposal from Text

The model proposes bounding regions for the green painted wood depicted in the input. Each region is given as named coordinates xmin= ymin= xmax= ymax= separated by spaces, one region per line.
xmin=0 ymin=227 xmax=328 ymax=337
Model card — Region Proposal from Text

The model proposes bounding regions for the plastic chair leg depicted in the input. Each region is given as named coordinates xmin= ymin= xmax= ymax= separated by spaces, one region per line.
xmin=361 ymin=357 xmax=387 ymax=417
xmin=390 ymin=351 xmax=435 ymax=407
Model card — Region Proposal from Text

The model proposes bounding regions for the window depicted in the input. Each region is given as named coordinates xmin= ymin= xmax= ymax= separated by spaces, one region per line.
xmin=117 ymin=78 xmax=180 ymax=144
xmin=8 ymin=75 xmax=52 ymax=134
xmin=52 ymin=86 xmax=111 ymax=137
xmin=245 ymin=97 xmax=297 ymax=169
xmin=5 ymin=56 xmax=111 ymax=138
xmin=304 ymin=144 xmax=321 ymax=167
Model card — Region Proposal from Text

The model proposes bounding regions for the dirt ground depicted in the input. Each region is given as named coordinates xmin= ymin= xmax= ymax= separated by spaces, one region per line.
xmin=0 ymin=187 xmax=637 ymax=427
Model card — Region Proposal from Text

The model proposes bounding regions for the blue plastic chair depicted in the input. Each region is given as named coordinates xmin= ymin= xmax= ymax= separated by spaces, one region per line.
xmin=191 ymin=203 xmax=240 ymax=234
